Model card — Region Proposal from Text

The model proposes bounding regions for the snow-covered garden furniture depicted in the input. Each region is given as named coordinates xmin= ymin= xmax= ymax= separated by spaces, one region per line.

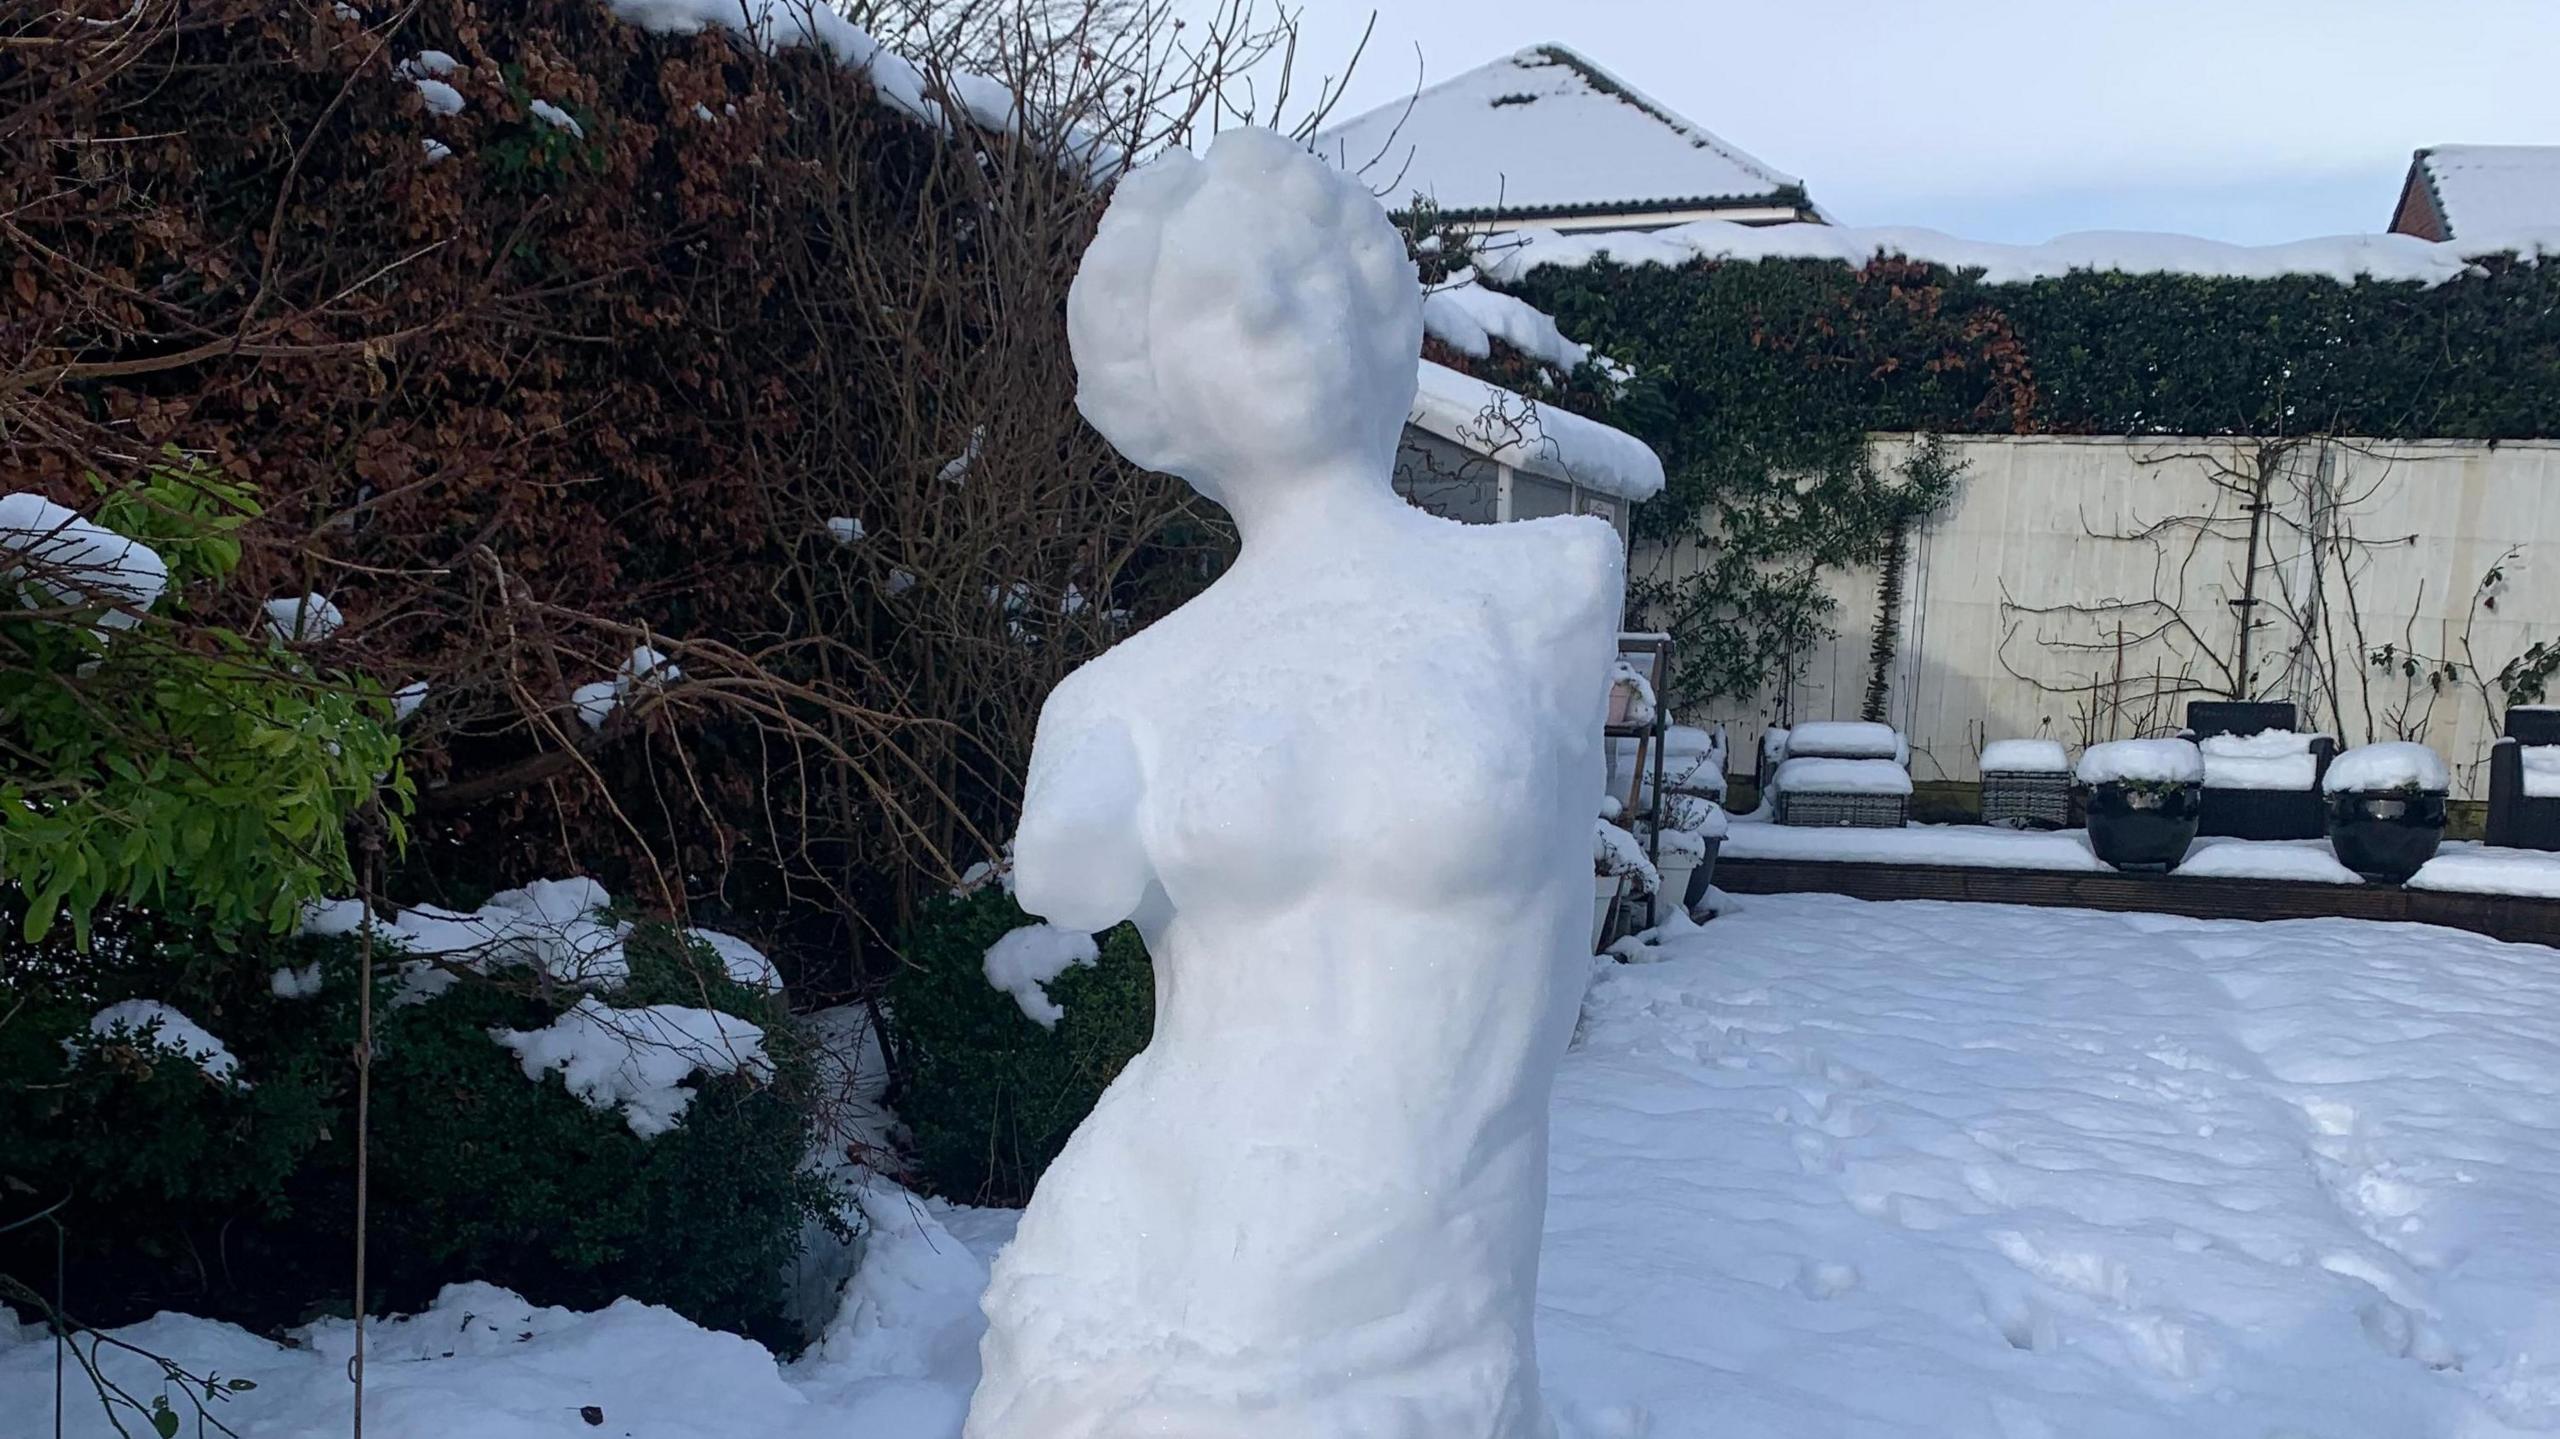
xmin=1978 ymin=737 xmax=2072 ymax=829
xmin=2322 ymin=741 xmax=2450 ymax=883
xmin=2486 ymin=707 xmax=2560 ymax=851
xmin=1770 ymin=722 xmax=1912 ymax=828
xmin=2077 ymin=738 xmax=2203 ymax=871
xmin=2183 ymin=701 xmax=2335 ymax=840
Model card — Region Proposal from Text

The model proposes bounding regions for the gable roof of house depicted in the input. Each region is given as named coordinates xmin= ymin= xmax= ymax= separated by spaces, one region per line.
xmin=2406 ymin=145 xmax=2560 ymax=239
xmin=1313 ymin=45 xmax=1808 ymax=222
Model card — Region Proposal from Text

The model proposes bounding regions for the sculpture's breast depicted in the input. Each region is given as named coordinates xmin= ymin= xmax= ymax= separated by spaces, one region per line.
xmin=1141 ymin=585 xmax=1576 ymax=911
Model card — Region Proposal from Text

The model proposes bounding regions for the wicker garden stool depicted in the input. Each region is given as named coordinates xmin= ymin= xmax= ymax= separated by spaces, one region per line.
xmin=1771 ymin=757 xmax=1911 ymax=827
xmin=1979 ymin=737 xmax=2072 ymax=829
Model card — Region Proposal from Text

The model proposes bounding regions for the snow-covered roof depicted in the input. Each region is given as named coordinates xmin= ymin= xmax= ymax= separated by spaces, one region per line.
xmin=1408 ymin=359 xmax=1664 ymax=503
xmin=1314 ymin=45 xmax=1805 ymax=223
xmin=2413 ymin=146 xmax=2560 ymax=239
xmin=1480 ymin=217 xmax=2560 ymax=289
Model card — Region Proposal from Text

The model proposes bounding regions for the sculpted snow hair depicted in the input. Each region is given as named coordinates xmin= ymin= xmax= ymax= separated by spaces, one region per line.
xmin=1064 ymin=126 xmax=1423 ymax=503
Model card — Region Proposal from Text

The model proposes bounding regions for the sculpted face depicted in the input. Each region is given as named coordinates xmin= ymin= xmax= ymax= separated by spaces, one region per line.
xmin=1066 ymin=128 xmax=1423 ymax=509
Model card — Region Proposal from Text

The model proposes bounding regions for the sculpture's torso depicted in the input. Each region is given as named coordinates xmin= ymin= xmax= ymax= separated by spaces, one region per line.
xmin=966 ymin=506 xmax=1622 ymax=1439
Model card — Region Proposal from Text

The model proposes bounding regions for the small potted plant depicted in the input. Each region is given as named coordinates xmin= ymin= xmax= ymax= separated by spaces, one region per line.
xmin=1593 ymin=815 xmax=1656 ymax=951
xmin=1644 ymin=794 xmax=1729 ymax=914
xmin=2322 ymin=741 xmax=2451 ymax=883
xmin=2076 ymin=738 xmax=2204 ymax=871
xmin=1606 ymin=656 xmax=1656 ymax=728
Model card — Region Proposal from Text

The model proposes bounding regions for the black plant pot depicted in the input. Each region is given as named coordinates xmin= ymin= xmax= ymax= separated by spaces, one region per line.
xmin=2325 ymin=790 xmax=2447 ymax=883
xmin=2085 ymin=781 xmax=2203 ymax=871
xmin=1684 ymin=835 xmax=1722 ymax=911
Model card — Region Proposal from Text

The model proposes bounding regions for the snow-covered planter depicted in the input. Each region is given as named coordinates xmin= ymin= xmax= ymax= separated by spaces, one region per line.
xmin=1645 ymin=795 xmax=1728 ymax=914
xmin=1606 ymin=655 xmax=1655 ymax=727
xmin=2076 ymin=739 xmax=2204 ymax=871
xmin=2322 ymin=741 xmax=2451 ymax=883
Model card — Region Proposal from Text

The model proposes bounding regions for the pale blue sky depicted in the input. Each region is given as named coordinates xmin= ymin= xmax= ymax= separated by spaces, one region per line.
xmin=1268 ymin=0 xmax=2560 ymax=242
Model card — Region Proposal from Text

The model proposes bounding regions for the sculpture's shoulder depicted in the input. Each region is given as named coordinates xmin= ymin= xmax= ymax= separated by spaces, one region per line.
xmin=1450 ymin=514 xmax=1624 ymax=638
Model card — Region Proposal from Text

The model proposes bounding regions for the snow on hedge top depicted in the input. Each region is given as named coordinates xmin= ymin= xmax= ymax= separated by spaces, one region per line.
xmin=599 ymin=0 xmax=1123 ymax=180
xmin=0 ymin=493 xmax=168 ymax=628
xmin=604 ymin=0 xmax=932 ymax=121
xmin=73 ymin=1001 xmax=243 ymax=1084
xmin=1314 ymin=45 xmax=1800 ymax=219
xmin=1410 ymin=359 xmax=1664 ymax=502
xmin=1479 ymin=216 xmax=2560 ymax=289
xmin=2077 ymin=737 xmax=2203 ymax=786
xmin=2420 ymin=145 xmax=2560 ymax=239
xmin=2324 ymin=740 xmax=2452 ymax=794
xmin=494 ymin=996 xmax=771 ymax=1138
xmin=1980 ymin=737 xmax=2070 ymax=773
xmin=1422 ymin=269 xmax=1590 ymax=372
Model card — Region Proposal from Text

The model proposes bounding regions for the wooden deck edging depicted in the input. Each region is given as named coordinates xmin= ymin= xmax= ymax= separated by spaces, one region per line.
xmin=1716 ymin=856 xmax=2560 ymax=950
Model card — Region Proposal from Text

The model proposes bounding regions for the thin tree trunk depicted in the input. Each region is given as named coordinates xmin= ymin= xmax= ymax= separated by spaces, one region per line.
xmin=1862 ymin=519 xmax=1910 ymax=724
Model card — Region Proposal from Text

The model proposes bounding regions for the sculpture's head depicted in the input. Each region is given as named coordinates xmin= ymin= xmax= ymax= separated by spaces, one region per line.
xmin=1067 ymin=127 xmax=1422 ymax=512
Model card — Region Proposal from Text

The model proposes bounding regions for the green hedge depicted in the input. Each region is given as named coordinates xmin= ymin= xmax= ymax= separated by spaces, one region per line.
xmin=1513 ymin=251 xmax=2560 ymax=456
xmin=0 ymin=916 xmax=830 ymax=1349
xmin=885 ymin=886 xmax=1154 ymax=1206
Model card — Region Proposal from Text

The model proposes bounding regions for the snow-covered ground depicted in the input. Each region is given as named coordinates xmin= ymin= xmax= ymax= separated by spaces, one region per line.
xmin=17 ymin=894 xmax=2560 ymax=1436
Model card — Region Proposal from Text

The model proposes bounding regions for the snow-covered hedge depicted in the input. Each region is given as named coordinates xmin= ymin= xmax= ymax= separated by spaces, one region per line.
xmin=0 ymin=908 xmax=830 ymax=1347
xmin=885 ymin=884 xmax=1154 ymax=1205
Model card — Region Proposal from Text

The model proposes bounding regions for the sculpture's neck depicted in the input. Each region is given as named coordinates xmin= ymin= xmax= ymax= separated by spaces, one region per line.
xmin=1225 ymin=461 xmax=1400 ymax=552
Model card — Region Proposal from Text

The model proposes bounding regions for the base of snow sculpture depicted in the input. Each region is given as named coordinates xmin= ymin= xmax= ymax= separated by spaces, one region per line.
xmin=963 ymin=128 xmax=1624 ymax=1439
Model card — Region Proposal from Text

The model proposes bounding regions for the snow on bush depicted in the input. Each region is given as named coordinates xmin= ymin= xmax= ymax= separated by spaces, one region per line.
xmin=1481 ymin=215 xmax=2560 ymax=289
xmin=979 ymin=922 xmax=1097 ymax=1029
xmin=1980 ymin=737 xmax=2070 ymax=773
xmin=825 ymin=515 xmax=866 ymax=545
xmin=1596 ymin=817 xmax=1660 ymax=894
xmin=604 ymin=0 xmax=936 ymax=123
xmin=493 ymin=996 xmax=771 ymax=1138
xmin=69 ymin=1000 xmax=244 ymax=1085
xmin=2076 ymin=737 xmax=2203 ymax=786
xmin=260 ymin=592 xmax=343 ymax=643
xmin=1422 ymin=268 xmax=1591 ymax=372
xmin=687 ymin=927 xmax=784 ymax=990
xmin=301 ymin=875 xmax=636 ymax=998
xmin=2323 ymin=740 xmax=2452 ymax=794
xmin=529 ymin=98 xmax=584 ymax=138
xmin=0 ymin=492 xmax=167 ymax=627
xmin=573 ymin=643 xmax=682 ymax=730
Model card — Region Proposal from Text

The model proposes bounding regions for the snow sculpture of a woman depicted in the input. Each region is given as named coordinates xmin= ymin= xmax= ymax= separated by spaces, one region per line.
xmin=964 ymin=127 xmax=1624 ymax=1439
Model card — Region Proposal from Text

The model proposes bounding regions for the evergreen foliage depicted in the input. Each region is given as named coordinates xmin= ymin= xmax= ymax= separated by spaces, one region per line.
xmin=885 ymin=885 xmax=1154 ymax=1206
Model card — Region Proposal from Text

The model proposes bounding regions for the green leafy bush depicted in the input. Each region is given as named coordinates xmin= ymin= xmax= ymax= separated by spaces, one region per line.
xmin=0 ymin=462 xmax=409 ymax=945
xmin=886 ymin=885 xmax=1154 ymax=1205
xmin=0 ymin=915 xmax=830 ymax=1348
